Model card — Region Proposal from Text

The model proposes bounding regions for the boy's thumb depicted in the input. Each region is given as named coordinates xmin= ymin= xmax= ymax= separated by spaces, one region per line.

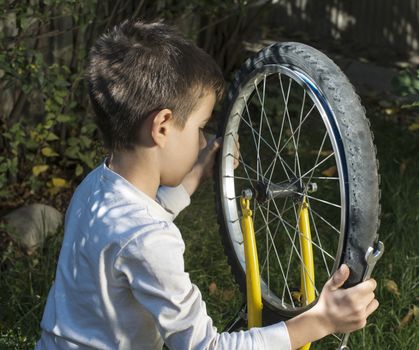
xmin=328 ymin=264 xmax=350 ymax=290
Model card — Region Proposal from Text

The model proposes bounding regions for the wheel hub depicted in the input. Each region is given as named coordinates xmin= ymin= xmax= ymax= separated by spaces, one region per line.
xmin=254 ymin=179 xmax=317 ymax=204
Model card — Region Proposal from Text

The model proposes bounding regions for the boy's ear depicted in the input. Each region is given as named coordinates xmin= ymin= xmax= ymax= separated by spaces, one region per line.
xmin=150 ymin=109 xmax=174 ymax=148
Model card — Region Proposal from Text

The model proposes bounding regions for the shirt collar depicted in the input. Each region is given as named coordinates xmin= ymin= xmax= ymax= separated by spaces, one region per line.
xmin=101 ymin=157 xmax=173 ymax=221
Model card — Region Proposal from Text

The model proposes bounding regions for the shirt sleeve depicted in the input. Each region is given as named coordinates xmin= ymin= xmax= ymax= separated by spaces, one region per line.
xmin=156 ymin=184 xmax=191 ymax=219
xmin=114 ymin=225 xmax=291 ymax=350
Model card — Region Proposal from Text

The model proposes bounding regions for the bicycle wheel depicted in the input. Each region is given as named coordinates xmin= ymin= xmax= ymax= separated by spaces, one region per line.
xmin=214 ymin=42 xmax=381 ymax=321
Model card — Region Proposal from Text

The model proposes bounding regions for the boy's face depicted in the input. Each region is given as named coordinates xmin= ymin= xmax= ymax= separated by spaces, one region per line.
xmin=160 ymin=92 xmax=216 ymax=186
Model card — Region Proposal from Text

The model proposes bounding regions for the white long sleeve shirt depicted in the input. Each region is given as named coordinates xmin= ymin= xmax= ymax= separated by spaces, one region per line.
xmin=35 ymin=158 xmax=291 ymax=349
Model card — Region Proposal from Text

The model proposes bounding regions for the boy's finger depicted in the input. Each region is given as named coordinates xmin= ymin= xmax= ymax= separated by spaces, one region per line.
xmin=327 ymin=264 xmax=350 ymax=291
xmin=365 ymin=298 xmax=379 ymax=317
xmin=211 ymin=137 xmax=222 ymax=150
xmin=350 ymin=278 xmax=377 ymax=297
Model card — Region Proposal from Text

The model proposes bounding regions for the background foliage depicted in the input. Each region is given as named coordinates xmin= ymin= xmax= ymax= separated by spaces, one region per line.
xmin=0 ymin=0 xmax=266 ymax=204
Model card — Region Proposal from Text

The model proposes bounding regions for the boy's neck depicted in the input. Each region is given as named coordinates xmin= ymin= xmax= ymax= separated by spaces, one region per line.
xmin=108 ymin=150 xmax=160 ymax=200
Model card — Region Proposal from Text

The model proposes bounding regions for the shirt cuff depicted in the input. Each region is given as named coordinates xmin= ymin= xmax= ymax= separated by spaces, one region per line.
xmin=258 ymin=321 xmax=292 ymax=350
xmin=156 ymin=184 xmax=191 ymax=220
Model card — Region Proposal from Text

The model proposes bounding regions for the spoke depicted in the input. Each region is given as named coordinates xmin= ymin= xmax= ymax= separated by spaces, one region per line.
xmin=308 ymin=203 xmax=332 ymax=277
xmin=282 ymin=201 xmax=299 ymax=302
xmin=239 ymin=111 xmax=280 ymax=158
xmin=310 ymin=207 xmax=341 ymax=235
xmin=255 ymin=76 xmax=267 ymax=180
xmin=282 ymin=80 xmax=302 ymax=180
xmin=227 ymin=132 xmax=264 ymax=186
xmin=254 ymin=76 xmax=283 ymax=162
xmin=254 ymin=202 xmax=294 ymax=236
xmin=223 ymin=175 xmax=259 ymax=182
xmin=226 ymin=195 xmax=243 ymax=200
xmin=255 ymin=203 xmax=296 ymax=306
xmin=260 ymin=212 xmax=281 ymax=296
xmin=254 ymin=77 xmax=280 ymax=150
xmin=263 ymin=97 xmax=316 ymax=187
xmin=265 ymin=74 xmax=294 ymax=183
xmin=259 ymin=202 xmax=295 ymax=263
xmin=290 ymin=191 xmax=342 ymax=209
xmin=241 ymin=97 xmax=296 ymax=182
xmin=302 ymin=176 xmax=339 ymax=180
xmin=294 ymin=90 xmax=307 ymax=174
xmin=260 ymin=201 xmax=336 ymax=261
xmin=230 ymin=154 xmax=260 ymax=181
xmin=303 ymin=131 xmax=328 ymax=193
xmin=299 ymin=152 xmax=335 ymax=180
xmin=261 ymin=199 xmax=321 ymax=295
xmin=271 ymin=103 xmax=316 ymax=162
xmin=238 ymin=111 xmax=296 ymax=179
xmin=242 ymin=99 xmax=263 ymax=180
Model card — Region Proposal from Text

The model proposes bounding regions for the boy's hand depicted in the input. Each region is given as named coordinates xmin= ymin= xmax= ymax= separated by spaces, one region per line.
xmin=181 ymin=136 xmax=222 ymax=196
xmin=313 ymin=264 xmax=379 ymax=334
xmin=285 ymin=264 xmax=379 ymax=349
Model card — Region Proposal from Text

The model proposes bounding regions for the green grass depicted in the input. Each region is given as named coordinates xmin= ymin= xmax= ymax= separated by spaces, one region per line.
xmin=0 ymin=105 xmax=418 ymax=349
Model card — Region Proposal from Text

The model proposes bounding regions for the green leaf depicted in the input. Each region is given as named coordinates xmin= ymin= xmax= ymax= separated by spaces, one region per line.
xmin=44 ymin=119 xmax=55 ymax=129
xmin=78 ymin=152 xmax=94 ymax=169
xmin=75 ymin=164 xmax=84 ymax=177
xmin=41 ymin=147 xmax=59 ymax=157
xmin=32 ymin=165 xmax=49 ymax=176
xmin=80 ymin=135 xmax=92 ymax=148
xmin=57 ymin=114 xmax=72 ymax=123
xmin=22 ymin=84 xmax=31 ymax=94
xmin=46 ymin=132 xmax=60 ymax=141
xmin=401 ymin=101 xmax=419 ymax=109
xmin=64 ymin=146 xmax=79 ymax=159
xmin=25 ymin=139 xmax=39 ymax=149
xmin=53 ymin=94 xmax=64 ymax=105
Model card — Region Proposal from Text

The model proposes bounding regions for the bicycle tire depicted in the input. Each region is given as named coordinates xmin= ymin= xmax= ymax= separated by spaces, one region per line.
xmin=214 ymin=42 xmax=381 ymax=322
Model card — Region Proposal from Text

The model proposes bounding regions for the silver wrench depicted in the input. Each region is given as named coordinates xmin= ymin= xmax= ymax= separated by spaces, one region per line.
xmin=337 ymin=241 xmax=384 ymax=350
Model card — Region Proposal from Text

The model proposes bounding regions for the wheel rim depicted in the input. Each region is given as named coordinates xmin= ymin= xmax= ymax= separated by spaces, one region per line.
xmin=220 ymin=64 xmax=349 ymax=316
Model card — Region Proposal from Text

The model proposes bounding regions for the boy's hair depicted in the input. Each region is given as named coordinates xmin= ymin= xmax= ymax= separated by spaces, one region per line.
xmin=87 ymin=20 xmax=225 ymax=151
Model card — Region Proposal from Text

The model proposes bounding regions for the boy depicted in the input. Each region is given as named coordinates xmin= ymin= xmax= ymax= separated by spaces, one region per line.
xmin=35 ymin=20 xmax=378 ymax=349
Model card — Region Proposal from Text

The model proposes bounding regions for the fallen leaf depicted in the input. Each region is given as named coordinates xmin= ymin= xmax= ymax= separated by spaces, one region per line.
xmin=310 ymin=150 xmax=333 ymax=156
xmin=399 ymin=308 xmax=415 ymax=328
xmin=384 ymin=279 xmax=401 ymax=297
xmin=222 ymin=289 xmax=235 ymax=301
xmin=321 ymin=165 xmax=337 ymax=177
xmin=209 ymin=282 xmax=217 ymax=296
xmin=51 ymin=178 xmax=68 ymax=188
xmin=399 ymin=160 xmax=408 ymax=175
